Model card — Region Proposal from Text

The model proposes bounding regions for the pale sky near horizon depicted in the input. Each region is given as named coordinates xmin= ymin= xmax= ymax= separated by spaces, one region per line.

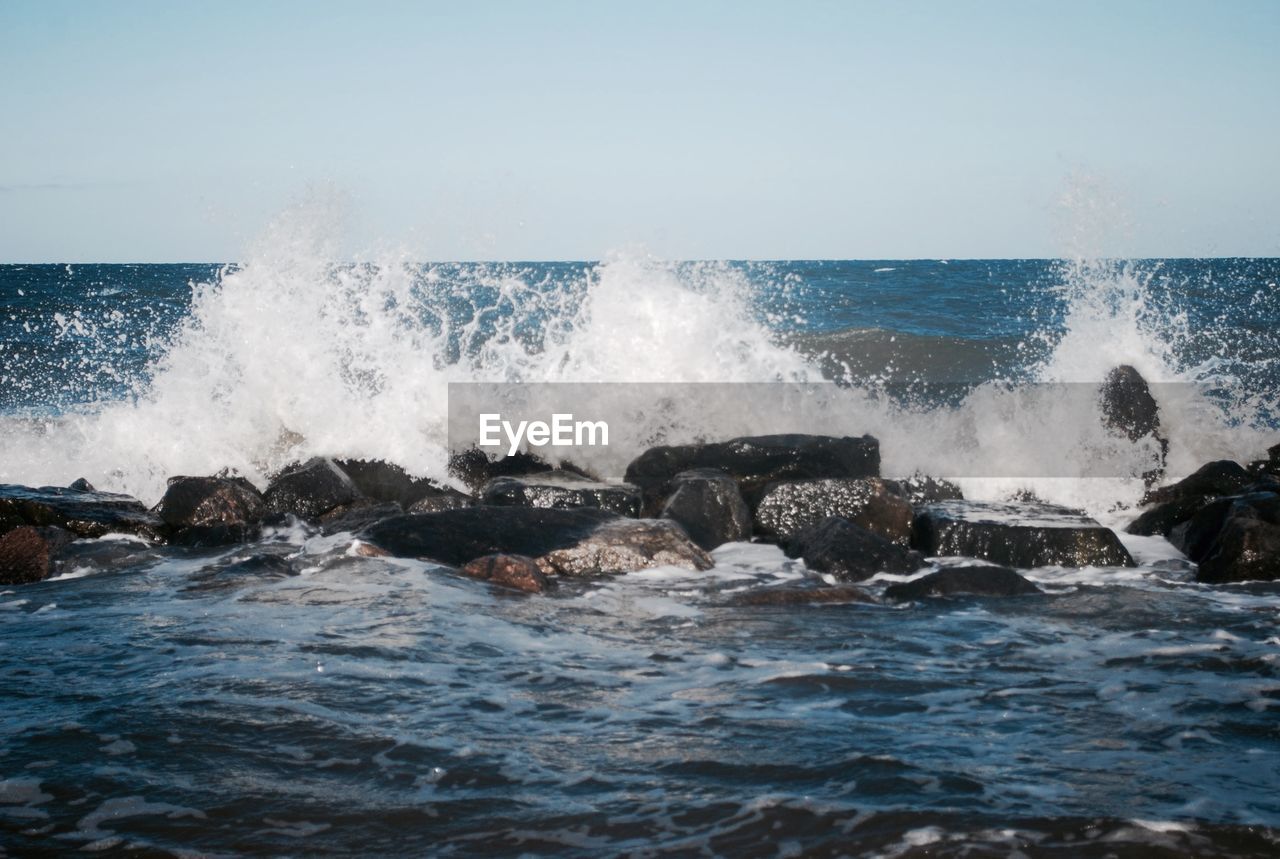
xmin=1 ymin=0 xmax=1277 ymax=262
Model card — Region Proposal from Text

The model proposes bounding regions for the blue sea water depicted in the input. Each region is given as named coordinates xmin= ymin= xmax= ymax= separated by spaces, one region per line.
xmin=1 ymin=253 xmax=1279 ymax=856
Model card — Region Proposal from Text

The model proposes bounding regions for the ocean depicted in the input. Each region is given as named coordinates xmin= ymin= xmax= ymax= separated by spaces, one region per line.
xmin=1 ymin=234 xmax=1278 ymax=855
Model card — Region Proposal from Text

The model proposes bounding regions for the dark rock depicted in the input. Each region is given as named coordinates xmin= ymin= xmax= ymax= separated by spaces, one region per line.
xmin=625 ymin=434 xmax=880 ymax=514
xmin=264 ymin=457 xmax=359 ymax=520
xmin=660 ymin=469 xmax=752 ymax=551
xmin=1127 ymin=494 xmax=1219 ymax=538
xmin=1100 ymin=365 xmax=1162 ymax=442
xmin=725 ymin=584 xmax=875 ymax=607
xmin=912 ymin=500 xmax=1135 ymax=568
xmin=0 ymin=526 xmax=73 ymax=585
xmin=754 ymin=478 xmax=913 ymax=543
xmin=0 ymin=483 xmax=163 ymax=541
xmin=68 ymin=478 xmax=95 ymax=492
xmin=1178 ymin=491 xmax=1280 ymax=583
xmin=154 ymin=476 xmax=266 ymax=546
xmin=448 ymin=448 xmax=593 ymax=494
xmin=459 ymin=554 xmax=554 ymax=593
xmin=359 ymin=506 xmax=711 ymax=576
xmin=319 ymin=501 xmax=406 ymax=536
xmin=182 ymin=553 xmax=299 ymax=593
xmin=784 ymin=516 xmax=926 ymax=582
xmin=334 ymin=459 xmax=460 ymax=508
xmin=1248 ymin=443 xmax=1280 ymax=479
xmin=894 ymin=475 xmax=963 ymax=505
xmin=480 ymin=470 xmax=641 ymax=517
xmin=1143 ymin=460 xmax=1251 ymax=506
xmin=883 ymin=564 xmax=1042 ymax=601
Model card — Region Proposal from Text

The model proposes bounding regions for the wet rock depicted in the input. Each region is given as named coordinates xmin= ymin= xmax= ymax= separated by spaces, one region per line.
xmin=68 ymin=478 xmax=95 ymax=492
xmin=894 ymin=475 xmax=963 ymax=505
xmin=0 ymin=526 xmax=73 ymax=585
xmin=459 ymin=554 xmax=555 ymax=593
xmin=1127 ymin=494 xmax=1219 ymax=539
xmin=182 ymin=553 xmax=299 ymax=593
xmin=754 ymin=478 xmax=913 ymax=543
xmin=264 ymin=457 xmax=359 ymax=520
xmin=155 ymin=476 xmax=266 ymax=546
xmin=448 ymin=448 xmax=593 ymax=494
xmin=883 ymin=564 xmax=1042 ymax=601
xmin=1175 ymin=491 xmax=1280 ymax=583
xmin=660 ymin=469 xmax=752 ymax=551
xmin=319 ymin=501 xmax=406 ymax=536
xmin=625 ymin=434 xmax=881 ymax=514
xmin=334 ymin=459 xmax=462 ymax=508
xmin=360 ymin=507 xmax=711 ymax=576
xmin=0 ymin=483 xmax=163 ymax=541
xmin=784 ymin=516 xmax=926 ymax=582
xmin=406 ymin=492 xmax=474 ymax=514
xmin=725 ymin=584 xmax=875 ymax=607
xmin=912 ymin=500 xmax=1135 ymax=568
xmin=1099 ymin=365 xmax=1168 ymax=483
xmin=1247 ymin=443 xmax=1280 ymax=479
xmin=480 ymin=470 xmax=641 ymax=517
xmin=1142 ymin=460 xmax=1251 ymax=506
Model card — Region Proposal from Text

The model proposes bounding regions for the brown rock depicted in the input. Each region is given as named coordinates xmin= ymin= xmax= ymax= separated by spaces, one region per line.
xmin=460 ymin=554 xmax=554 ymax=593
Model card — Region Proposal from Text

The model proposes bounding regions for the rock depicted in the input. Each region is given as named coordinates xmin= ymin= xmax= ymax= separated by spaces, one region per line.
xmin=625 ymin=434 xmax=880 ymax=514
xmin=182 ymin=553 xmax=299 ymax=593
xmin=1099 ymin=365 xmax=1168 ymax=482
xmin=459 ymin=554 xmax=555 ymax=593
xmin=1127 ymin=494 xmax=1219 ymax=538
xmin=447 ymin=448 xmax=593 ymax=494
xmin=725 ymin=584 xmax=875 ymax=607
xmin=0 ymin=526 xmax=72 ymax=585
xmin=334 ymin=459 xmax=462 ymax=508
xmin=1177 ymin=491 xmax=1280 ymax=583
xmin=319 ymin=501 xmax=406 ymax=536
xmin=154 ymin=476 xmax=266 ymax=545
xmin=784 ymin=516 xmax=926 ymax=582
xmin=1142 ymin=460 xmax=1251 ymax=506
xmin=754 ymin=478 xmax=913 ymax=543
xmin=0 ymin=483 xmax=163 ymax=541
xmin=1247 ymin=443 xmax=1280 ymax=479
xmin=660 ymin=469 xmax=752 ymax=551
xmin=912 ymin=500 xmax=1135 ymax=568
xmin=883 ymin=564 xmax=1042 ymax=601
xmin=894 ymin=475 xmax=963 ymax=505
xmin=68 ymin=478 xmax=95 ymax=492
xmin=264 ymin=457 xmax=359 ymax=520
xmin=406 ymin=493 xmax=474 ymax=514
xmin=480 ymin=470 xmax=641 ymax=517
xmin=359 ymin=507 xmax=711 ymax=576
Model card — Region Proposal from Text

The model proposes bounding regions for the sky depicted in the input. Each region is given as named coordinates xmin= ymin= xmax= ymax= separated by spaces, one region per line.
xmin=1 ymin=0 xmax=1277 ymax=262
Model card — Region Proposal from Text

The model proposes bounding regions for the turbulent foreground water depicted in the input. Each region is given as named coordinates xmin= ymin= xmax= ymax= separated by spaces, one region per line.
xmin=1 ymin=234 xmax=1279 ymax=855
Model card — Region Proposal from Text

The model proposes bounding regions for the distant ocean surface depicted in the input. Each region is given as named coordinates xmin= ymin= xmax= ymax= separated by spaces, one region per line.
xmin=2 ymin=247 xmax=1279 ymax=856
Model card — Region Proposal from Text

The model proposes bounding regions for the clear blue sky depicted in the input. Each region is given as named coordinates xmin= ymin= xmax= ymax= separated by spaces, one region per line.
xmin=1 ymin=0 xmax=1277 ymax=261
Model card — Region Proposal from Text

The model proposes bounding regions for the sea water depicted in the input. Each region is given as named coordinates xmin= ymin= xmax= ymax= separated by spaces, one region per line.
xmin=1 ymin=213 xmax=1278 ymax=855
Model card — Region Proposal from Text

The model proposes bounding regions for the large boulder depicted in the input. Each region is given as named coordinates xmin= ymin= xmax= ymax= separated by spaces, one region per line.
xmin=1099 ymin=365 xmax=1168 ymax=484
xmin=154 ymin=476 xmax=267 ymax=545
xmin=0 ymin=526 xmax=73 ymax=585
xmin=335 ymin=458 xmax=464 ymax=508
xmin=264 ymin=457 xmax=359 ymax=520
xmin=625 ymin=434 xmax=880 ymax=514
xmin=784 ymin=516 xmax=925 ymax=582
xmin=359 ymin=507 xmax=711 ymax=577
xmin=754 ymin=478 xmax=913 ymax=543
xmin=659 ymin=469 xmax=752 ymax=550
xmin=0 ymin=483 xmax=163 ymax=541
xmin=1142 ymin=460 xmax=1251 ymax=506
xmin=912 ymin=500 xmax=1135 ymax=568
xmin=883 ymin=564 xmax=1042 ymax=601
xmin=1171 ymin=490 xmax=1280 ymax=583
xmin=480 ymin=470 xmax=641 ymax=517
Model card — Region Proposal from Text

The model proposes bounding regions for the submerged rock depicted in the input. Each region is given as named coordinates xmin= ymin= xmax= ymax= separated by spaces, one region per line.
xmin=318 ymin=501 xmax=406 ymax=536
xmin=359 ymin=507 xmax=711 ymax=576
xmin=0 ymin=525 xmax=72 ymax=585
xmin=883 ymin=564 xmax=1042 ymax=601
xmin=264 ymin=457 xmax=359 ymax=520
xmin=659 ymin=469 xmax=752 ymax=550
xmin=459 ymin=554 xmax=555 ymax=593
xmin=0 ymin=483 xmax=163 ymax=541
xmin=754 ymin=478 xmax=913 ymax=543
xmin=784 ymin=516 xmax=925 ymax=582
xmin=725 ymin=584 xmax=875 ymax=607
xmin=625 ymin=434 xmax=881 ymax=513
xmin=912 ymin=500 xmax=1135 ymax=568
xmin=480 ymin=470 xmax=641 ymax=517
xmin=154 ymin=476 xmax=266 ymax=545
